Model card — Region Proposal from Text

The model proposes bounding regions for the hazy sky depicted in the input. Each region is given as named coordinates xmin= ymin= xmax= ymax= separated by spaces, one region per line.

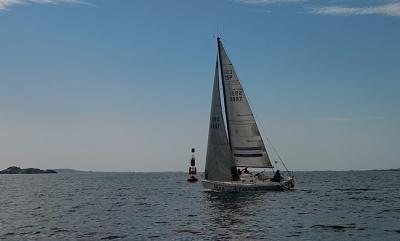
xmin=0 ymin=0 xmax=399 ymax=171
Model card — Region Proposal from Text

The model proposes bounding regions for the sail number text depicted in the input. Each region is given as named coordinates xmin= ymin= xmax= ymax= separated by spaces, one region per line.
xmin=224 ymin=70 xmax=233 ymax=81
xmin=210 ymin=116 xmax=220 ymax=129
xmin=230 ymin=88 xmax=243 ymax=102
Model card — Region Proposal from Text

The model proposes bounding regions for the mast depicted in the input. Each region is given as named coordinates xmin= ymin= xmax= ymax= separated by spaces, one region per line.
xmin=217 ymin=37 xmax=232 ymax=150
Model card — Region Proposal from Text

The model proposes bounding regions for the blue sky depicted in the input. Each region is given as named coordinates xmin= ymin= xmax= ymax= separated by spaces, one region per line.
xmin=0 ymin=0 xmax=399 ymax=171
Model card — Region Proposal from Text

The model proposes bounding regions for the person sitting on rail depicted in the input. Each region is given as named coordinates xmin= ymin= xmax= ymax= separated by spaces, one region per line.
xmin=270 ymin=169 xmax=282 ymax=182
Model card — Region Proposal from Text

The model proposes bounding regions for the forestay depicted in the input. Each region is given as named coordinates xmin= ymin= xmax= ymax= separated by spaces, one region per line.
xmin=218 ymin=38 xmax=273 ymax=168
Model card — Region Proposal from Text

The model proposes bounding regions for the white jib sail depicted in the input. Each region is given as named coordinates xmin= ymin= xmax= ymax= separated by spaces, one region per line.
xmin=205 ymin=59 xmax=235 ymax=181
xmin=218 ymin=38 xmax=273 ymax=168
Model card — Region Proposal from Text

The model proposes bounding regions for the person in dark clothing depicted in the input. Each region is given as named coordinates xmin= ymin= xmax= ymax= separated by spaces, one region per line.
xmin=271 ymin=169 xmax=282 ymax=182
xmin=237 ymin=168 xmax=242 ymax=176
xmin=231 ymin=167 xmax=240 ymax=181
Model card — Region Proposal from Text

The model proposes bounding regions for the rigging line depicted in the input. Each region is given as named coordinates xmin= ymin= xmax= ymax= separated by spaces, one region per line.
xmin=263 ymin=130 xmax=293 ymax=176
xmin=245 ymin=93 xmax=274 ymax=158
xmin=246 ymin=93 xmax=292 ymax=176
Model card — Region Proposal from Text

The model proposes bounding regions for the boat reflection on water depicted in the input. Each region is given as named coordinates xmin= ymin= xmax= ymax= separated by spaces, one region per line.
xmin=204 ymin=192 xmax=272 ymax=239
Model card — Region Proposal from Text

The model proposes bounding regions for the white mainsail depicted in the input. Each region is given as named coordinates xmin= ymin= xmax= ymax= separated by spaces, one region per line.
xmin=217 ymin=38 xmax=273 ymax=168
xmin=205 ymin=59 xmax=236 ymax=181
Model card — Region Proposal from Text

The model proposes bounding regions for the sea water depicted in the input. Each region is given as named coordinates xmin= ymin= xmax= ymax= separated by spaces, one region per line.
xmin=0 ymin=171 xmax=399 ymax=240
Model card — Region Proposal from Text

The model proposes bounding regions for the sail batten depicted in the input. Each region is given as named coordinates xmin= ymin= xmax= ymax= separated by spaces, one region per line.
xmin=217 ymin=38 xmax=273 ymax=168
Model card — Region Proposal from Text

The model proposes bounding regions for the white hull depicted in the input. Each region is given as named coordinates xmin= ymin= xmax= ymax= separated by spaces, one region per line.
xmin=202 ymin=178 xmax=293 ymax=192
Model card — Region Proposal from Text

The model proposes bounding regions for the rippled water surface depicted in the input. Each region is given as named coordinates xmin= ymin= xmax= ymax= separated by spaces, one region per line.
xmin=1 ymin=171 xmax=399 ymax=240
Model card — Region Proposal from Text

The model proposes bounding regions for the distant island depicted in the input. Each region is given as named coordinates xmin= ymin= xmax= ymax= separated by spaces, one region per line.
xmin=0 ymin=166 xmax=57 ymax=174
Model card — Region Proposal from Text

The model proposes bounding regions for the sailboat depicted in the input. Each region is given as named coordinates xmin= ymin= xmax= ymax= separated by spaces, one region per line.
xmin=202 ymin=38 xmax=294 ymax=192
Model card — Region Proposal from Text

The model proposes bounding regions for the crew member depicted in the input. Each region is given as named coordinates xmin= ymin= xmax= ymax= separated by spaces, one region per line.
xmin=271 ymin=169 xmax=282 ymax=182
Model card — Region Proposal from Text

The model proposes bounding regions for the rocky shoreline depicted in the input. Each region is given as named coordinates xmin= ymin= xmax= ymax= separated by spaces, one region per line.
xmin=0 ymin=166 xmax=57 ymax=174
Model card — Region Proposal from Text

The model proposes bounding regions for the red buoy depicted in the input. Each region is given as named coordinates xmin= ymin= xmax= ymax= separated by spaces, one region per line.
xmin=187 ymin=148 xmax=198 ymax=182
